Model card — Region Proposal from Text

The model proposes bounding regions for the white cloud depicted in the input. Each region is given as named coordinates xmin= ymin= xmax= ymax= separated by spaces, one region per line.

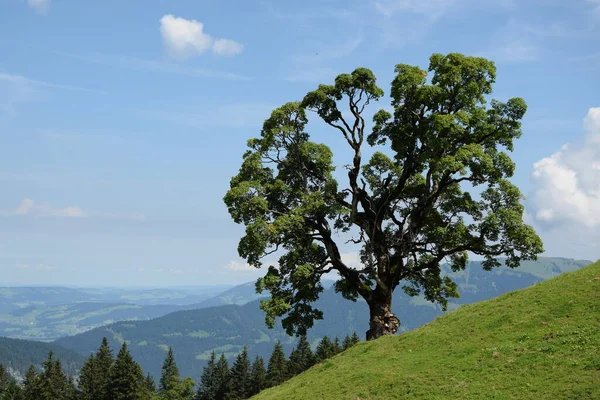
xmin=530 ymin=107 xmax=600 ymax=229
xmin=341 ymin=252 xmax=362 ymax=270
xmin=27 ymin=0 xmax=50 ymax=13
xmin=1 ymin=198 xmax=84 ymax=218
xmin=225 ymin=260 xmax=257 ymax=272
xmin=0 ymin=198 xmax=144 ymax=220
xmin=212 ymin=39 xmax=244 ymax=56
xmin=160 ymin=15 xmax=243 ymax=59
xmin=14 ymin=198 xmax=35 ymax=215
xmin=160 ymin=15 xmax=213 ymax=58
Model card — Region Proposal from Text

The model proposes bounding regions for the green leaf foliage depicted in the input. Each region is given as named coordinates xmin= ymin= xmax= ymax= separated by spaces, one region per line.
xmin=224 ymin=53 xmax=543 ymax=339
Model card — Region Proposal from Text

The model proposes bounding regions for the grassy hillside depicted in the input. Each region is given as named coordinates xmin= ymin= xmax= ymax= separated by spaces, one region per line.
xmin=254 ymin=261 xmax=600 ymax=400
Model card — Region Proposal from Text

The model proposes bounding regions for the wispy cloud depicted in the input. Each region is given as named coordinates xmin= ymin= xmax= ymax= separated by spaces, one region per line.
xmin=587 ymin=0 xmax=600 ymax=14
xmin=263 ymin=3 xmax=354 ymax=23
xmin=492 ymin=39 xmax=539 ymax=62
xmin=160 ymin=15 xmax=244 ymax=59
xmin=138 ymin=102 xmax=275 ymax=129
xmin=213 ymin=39 xmax=244 ymax=57
xmin=0 ymin=72 xmax=104 ymax=117
xmin=224 ymin=260 xmax=257 ymax=272
xmin=55 ymin=52 xmax=248 ymax=81
xmin=0 ymin=73 xmax=105 ymax=94
xmin=16 ymin=263 xmax=57 ymax=271
xmin=374 ymin=0 xmax=457 ymax=20
xmin=27 ymin=0 xmax=50 ymax=14
xmin=0 ymin=198 xmax=145 ymax=221
xmin=480 ymin=19 xmax=541 ymax=63
xmin=106 ymin=55 xmax=248 ymax=80
xmin=284 ymin=35 xmax=363 ymax=83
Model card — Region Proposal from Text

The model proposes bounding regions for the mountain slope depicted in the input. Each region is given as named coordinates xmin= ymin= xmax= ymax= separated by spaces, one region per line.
xmin=0 ymin=337 xmax=85 ymax=379
xmin=0 ymin=285 xmax=234 ymax=341
xmin=0 ymin=302 xmax=188 ymax=341
xmin=191 ymin=282 xmax=267 ymax=308
xmin=54 ymin=285 xmax=442 ymax=380
xmin=254 ymin=261 xmax=600 ymax=400
xmin=53 ymin=258 xmax=590 ymax=380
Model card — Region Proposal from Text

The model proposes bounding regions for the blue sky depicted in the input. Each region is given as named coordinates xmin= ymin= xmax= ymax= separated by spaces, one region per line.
xmin=1 ymin=0 xmax=599 ymax=286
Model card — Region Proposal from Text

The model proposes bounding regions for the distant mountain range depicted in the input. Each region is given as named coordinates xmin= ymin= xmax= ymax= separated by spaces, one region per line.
xmin=44 ymin=257 xmax=590 ymax=380
xmin=0 ymin=284 xmax=258 ymax=341
xmin=0 ymin=285 xmax=232 ymax=313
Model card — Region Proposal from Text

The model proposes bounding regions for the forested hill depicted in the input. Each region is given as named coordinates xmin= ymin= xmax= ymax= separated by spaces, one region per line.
xmin=52 ymin=257 xmax=590 ymax=380
xmin=254 ymin=261 xmax=600 ymax=400
xmin=0 ymin=337 xmax=85 ymax=379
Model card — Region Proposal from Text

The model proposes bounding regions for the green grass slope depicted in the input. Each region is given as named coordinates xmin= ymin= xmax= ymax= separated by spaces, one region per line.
xmin=254 ymin=261 xmax=600 ymax=400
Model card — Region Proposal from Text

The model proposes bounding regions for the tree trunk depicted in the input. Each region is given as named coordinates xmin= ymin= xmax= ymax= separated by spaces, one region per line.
xmin=365 ymin=292 xmax=400 ymax=341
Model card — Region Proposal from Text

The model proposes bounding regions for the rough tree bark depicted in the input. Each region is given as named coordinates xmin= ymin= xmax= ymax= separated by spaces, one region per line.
xmin=366 ymin=286 xmax=400 ymax=340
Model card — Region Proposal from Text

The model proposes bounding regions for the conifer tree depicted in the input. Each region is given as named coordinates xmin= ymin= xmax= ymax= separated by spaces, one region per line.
xmin=195 ymin=351 xmax=216 ymax=400
xmin=288 ymin=335 xmax=314 ymax=376
xmin=78 ymin=353 xmax=98 ymax=400
xmin=332 ymin=337 xmax=342 ymax=355
xmin=0 ymin=379 xmax=23 ymax=400
xmin=37 ymin=352 xmax=71 ymax=400
xmin=145 ymin=373 xmax=156 ymax=395
xmin=248 ymin=356 xmax=266 ymax=397
xmin=65 ymin=375 xmax=79 ymax=400
xmin=214 ymin=354 xmax=230 ymax=400
xmin=266 ymin=342 xmax=288 ymax=388
xmin=342 ymin=334 xmax=352 ymax=351
xmin=0 ymin=364 xmax=23 ymax=400
xmin=107 ymin=343 xmax=148 ymax=400
xmin=229 ymin=347 xmax=250 ymax=400
xmin=95 ymin=337 xmax=114 ymax=400
xmin=351 ymin=332 xmax=360 ymax=346
xmin=0 ymin=364 xmax=8 ymax=389
xmin=22 ymin=365 xmax=40 ymax=400
xmin=315 ymin=336 xmax=334 ymax=362
xmin=159 ymin=347 xmax=180 ymax=393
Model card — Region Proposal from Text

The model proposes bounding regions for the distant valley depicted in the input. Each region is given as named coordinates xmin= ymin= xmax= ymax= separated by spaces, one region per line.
xmin=0 ymin=257 xmax=591 ymax=379
xmin=33 ymin=257 xmax=591 ymax=380
xmin=0 ymin=283 xmax=269 ymax=341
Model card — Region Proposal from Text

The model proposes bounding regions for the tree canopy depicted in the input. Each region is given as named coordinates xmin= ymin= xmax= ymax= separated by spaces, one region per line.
xmin=224 ymin=52 xmax=543 ymax=340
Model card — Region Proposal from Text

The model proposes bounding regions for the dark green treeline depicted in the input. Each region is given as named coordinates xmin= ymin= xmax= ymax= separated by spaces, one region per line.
xmin=0 ymin=333 xmax=359 ymax=400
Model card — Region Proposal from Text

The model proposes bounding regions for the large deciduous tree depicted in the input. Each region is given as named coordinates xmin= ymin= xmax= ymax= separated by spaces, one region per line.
xmin=224 ymin=53 xmax=543 ymax=340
